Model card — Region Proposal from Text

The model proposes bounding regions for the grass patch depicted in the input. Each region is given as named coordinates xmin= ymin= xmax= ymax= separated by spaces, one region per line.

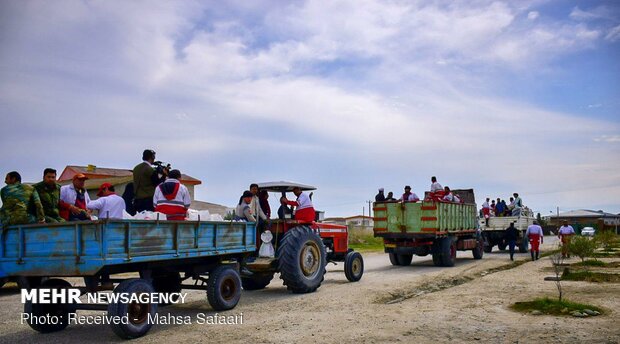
xmin=511 ymin=297 xmax=603 ymax=316
xmin=592 ymin=251 xmax=620 ymax=258
xmin=562 ymin=270 xmax=620 ymax=283
xmin=348 ymin=232 xmax=384 ymax=252
xmin=572 ymin=259 xmax=607 ymax=267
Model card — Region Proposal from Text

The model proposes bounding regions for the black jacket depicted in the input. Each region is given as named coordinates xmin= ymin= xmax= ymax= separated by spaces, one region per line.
xmin=505 ymin=225 xmax=519 ymax=241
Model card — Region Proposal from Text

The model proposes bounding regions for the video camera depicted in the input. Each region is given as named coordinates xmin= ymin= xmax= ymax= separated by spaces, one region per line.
xmin=153 ymin=161 xmax=171 ymax=175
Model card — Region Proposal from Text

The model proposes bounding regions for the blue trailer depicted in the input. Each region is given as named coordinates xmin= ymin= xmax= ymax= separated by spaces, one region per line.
xmin=0 ymin=218 xmax=256 ymax=339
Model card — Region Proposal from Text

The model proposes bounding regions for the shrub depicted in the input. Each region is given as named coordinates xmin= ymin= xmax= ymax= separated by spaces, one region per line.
xmin=595 ymin=230 xmax=618 ymax=251
xmin=568 ymin=236 xmax=599 ymax=262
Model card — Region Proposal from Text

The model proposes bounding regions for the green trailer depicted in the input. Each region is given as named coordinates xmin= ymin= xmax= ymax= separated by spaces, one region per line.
xmin=373 ymin=190 xmax=483 ymax=267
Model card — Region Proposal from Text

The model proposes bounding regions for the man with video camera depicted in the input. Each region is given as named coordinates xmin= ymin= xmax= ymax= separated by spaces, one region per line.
xmin=132 ymin=149 xmax=168 ymax=212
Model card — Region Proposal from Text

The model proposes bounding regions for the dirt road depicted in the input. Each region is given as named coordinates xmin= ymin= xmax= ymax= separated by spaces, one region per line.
xmin=1 ymin=238 xmax=618 ymax=343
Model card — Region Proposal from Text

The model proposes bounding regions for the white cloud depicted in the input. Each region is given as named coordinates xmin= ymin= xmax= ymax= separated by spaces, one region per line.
xmin=0 ymin=0 xmax=618 ymax=215
xmin=594 ymin=135 xmax=620 ymax=143
xmin=605 ymin=24 xmax=620 ymax=42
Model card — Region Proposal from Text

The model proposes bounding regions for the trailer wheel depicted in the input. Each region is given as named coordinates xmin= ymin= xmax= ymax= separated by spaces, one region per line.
xmin=397 ymin=254 xmax=413 ymax=266
xmin=472 ymin=238 xmax=484 ymax=260
xmin=440 ymin=237 xmax=457 ymax=267
xmin=519 ymin=239 xmax=529 ymax=253
xmin=483 ymin=244 xmax=493 ymax=253
xmin=207 ymin=265 xmax=241 ymax=311
xmin=498 ymin=242 xmax=507 ymax=251
xmin=24 ymin=279 xmax=72 ymax=333
xmin=152 ymin=272 xmax=181 ymax=305
xmin=108 ymin=279 xmax=157 ymax=339
xmin=277 ymin=225 xmax=327 ymax=293
xmin=241 ymin=273 xmax=274 ymax=290
xmin=389 ymin=253 xmax=400 ymax=266
xmin=344 ymin=251 xmax=364 ymax=282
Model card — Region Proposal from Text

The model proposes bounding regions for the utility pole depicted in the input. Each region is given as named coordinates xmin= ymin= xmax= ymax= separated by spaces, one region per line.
xmin=367 ymin=200 xmax=373 ymax=218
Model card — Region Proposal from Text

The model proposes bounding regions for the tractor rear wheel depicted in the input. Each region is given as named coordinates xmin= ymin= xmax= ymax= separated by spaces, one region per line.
xmin=472 ymin=238 xmax=484 ymax=260
xmin=277 ymin=226 xmax=327 ymax=293
xmin=389 ymin=253 xmax=400 ymax=266
xmin=344 ymin=251 xmax=364 ymax=282
xmin=397 ymin=254 xmax=413 ymax=266
xmin=440 ymin=237 xmax=457 ymax=267
xmin=241 ymin=273 xmax=274 ymax=290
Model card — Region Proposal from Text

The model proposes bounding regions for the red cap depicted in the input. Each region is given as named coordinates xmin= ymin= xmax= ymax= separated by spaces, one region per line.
xmin=97 ymin=183 xmax=113 ymax=197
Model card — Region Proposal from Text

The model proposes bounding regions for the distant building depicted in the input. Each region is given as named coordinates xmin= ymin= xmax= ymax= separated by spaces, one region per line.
xmin=58 ymin=165 xmax=231 ymax=216
xmin=324 ymin=215 xmax=374 ymax=227
xmin=545 ymin=209 xmax=620 ymax=233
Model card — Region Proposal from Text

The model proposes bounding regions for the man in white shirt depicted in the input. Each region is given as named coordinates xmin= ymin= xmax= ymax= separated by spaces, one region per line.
xmin=430 ymin=176 xmax=443 ymax=193
xmin=481 ymin=198 xmax=491 ymax=226
xmin=525 ymin=221 xmax=544 ymax=261
xmin=285 ymin=187 xmax=316 ymax=222
xmin=87 ymin=183 xmax=126 ymax=219
xmin=400 ymin=185 xmax=420 ymax=202
xmin=249 ymin=183 xmax=268 ymax=221
xmin=442 ymin=186 xmax=455 ymax=202
xmin=557 ymin=221 xmax=576 ymax=258
xmin=60 ymin=174 xmax=91 ymax=221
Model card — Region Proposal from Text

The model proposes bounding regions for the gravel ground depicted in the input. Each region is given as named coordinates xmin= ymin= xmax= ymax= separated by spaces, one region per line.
xmin=1 ymin=237 xmax=618 ymax=344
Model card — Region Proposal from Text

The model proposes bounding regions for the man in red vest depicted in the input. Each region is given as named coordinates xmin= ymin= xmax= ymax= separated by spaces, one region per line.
xmin=153 ymin=169 xmax=191 ymax=220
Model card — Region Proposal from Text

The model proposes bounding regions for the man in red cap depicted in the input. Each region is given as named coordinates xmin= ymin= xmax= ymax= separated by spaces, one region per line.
xmin=60 ymin=173 xmax=91 ymax=221
xmin=87 ymin=183 xmax=126 ymax=219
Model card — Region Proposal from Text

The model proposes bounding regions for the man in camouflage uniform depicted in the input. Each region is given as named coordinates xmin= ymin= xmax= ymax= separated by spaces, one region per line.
xmin=33 ymin=168 xmax=67 ymax=223
xmin=0 ymin=171 xmax=45 ymax=227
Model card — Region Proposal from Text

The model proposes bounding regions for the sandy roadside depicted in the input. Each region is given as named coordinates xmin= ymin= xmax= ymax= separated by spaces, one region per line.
xmin=0 ymin=242 xmax=618 ymax=344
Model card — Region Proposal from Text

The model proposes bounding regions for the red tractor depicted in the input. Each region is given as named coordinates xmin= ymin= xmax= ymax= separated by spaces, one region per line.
xmin=241 ymin=181 xmax=364 ymax=292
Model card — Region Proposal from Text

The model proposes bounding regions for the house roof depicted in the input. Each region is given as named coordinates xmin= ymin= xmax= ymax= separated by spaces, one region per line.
xmin=59 ymin=165 xmax=202 ymax=185
xmin=343 ymin=215 xmax=373 ymax=220
xmin=547 ymin=209 xmax=620 ymax=218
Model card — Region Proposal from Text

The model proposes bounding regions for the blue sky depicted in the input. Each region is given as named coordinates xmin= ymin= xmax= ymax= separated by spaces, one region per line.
xmin=0 ymin=0 xmax=619 ymax=217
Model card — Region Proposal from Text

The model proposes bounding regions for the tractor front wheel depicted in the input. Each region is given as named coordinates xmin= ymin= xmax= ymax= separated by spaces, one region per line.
xmin=344 ymin=251 xmax=364 ymax=282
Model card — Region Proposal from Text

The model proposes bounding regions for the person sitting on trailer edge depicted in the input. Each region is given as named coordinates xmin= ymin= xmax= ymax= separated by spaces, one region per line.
xmin=385 ymin=191 xmax=397 ymax=201
xmin=0 ymin=171 xmax=45 ymax=227
xmin=153 ymin=169 xmax=191 ymax=220
xmin=60 ymin=173 xmax=91 ymax=221
xmin=430 ymin=176 xmax=443 ymax=192
xmin=285 ymin=187 xmax=316 ymax=222
xmin=442 ymin=186 xmax=454 ymax=202
xmin=87 ymin=183 xmax=126 ymax=219
xmin=33 ymin=168 xmax=69 ymax=223
xmin=400 ymin=185 xmax=420 ymax=202
xmin=236 ymin=190 xmax=256 ymax=221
